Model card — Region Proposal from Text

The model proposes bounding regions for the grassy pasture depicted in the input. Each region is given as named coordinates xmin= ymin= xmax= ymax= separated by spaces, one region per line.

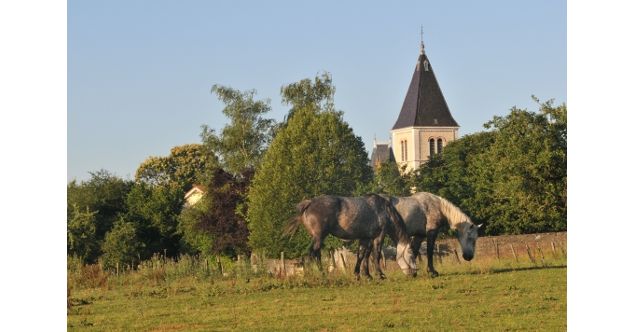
xmin=68 ymin=253 xmax=566 ymax=331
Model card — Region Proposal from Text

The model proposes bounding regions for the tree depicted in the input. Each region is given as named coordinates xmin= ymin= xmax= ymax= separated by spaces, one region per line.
xmin=201 ymin=86 xmax=275 ymax=176
xmin=365 ymin=161 xmax=410 ymax=197
xmin=478 ymin=100 xmax=567 ymax=234
xmin=248 ymin=76 xmax=372 ymax=257
xmin=101 ymin=219 xmax=143 ymax=270
xmin=135 ymin=144 xmax=215 ymax=192
xmin=281 ymin=72 xmax=335 ymax=119
xmin=413 ymin=99 xmax=566 ymax=235
xmin=67 ymin=170 xmax=133 ymax=246
xmin=67 ymin=204 xmax=98 ymax=263
xmin=414 ymin=131 xmax=496 ymax=221
xmin=178 ymin=168 xmax=251 ymax=257
xmin=125 ymin=183 xmax=184 ymax=258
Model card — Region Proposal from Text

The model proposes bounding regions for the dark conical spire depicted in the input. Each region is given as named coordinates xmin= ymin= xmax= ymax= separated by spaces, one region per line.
xmin=392 ymin=39 xmax=459 ymax=130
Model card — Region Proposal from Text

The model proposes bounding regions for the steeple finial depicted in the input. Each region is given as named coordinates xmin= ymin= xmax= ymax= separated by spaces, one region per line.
xmin=420 ymin=26 xmax=425 ymax=54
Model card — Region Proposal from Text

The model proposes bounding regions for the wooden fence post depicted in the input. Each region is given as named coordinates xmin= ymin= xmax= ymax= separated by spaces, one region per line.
xmin=537 ymin=246 xmax=545 ymax=265
xmin=381 ymin=250 xmax=387 ymax=270
xmin=216 ymin=257 xmax=223 ymax=275
xmin=510 ymin=244 xmax=518 ymax=262
xmin=494 ymin=240 xmax=500 ymax=261
xmin=116 ymin=262 xmax=119 ymax=276
xmin=453 ymin=248 xmax=461 ymax=264
xmin=339 ymin=253 xmax=347 ymax=270
xmin=330 ymin=250 xmax=337 ymax=272
xmin=525 ymin=244 xmax=536 ymax=264
xmin=281 ymin=252 xmax=286 ymax=277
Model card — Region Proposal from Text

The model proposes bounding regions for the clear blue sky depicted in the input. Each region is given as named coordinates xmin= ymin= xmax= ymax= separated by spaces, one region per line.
xmin=68 ymin=0 xmax=566 ymax=182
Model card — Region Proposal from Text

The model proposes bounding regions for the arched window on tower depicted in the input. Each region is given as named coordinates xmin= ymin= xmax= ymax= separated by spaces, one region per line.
xmin=437 ymin=138 xmax=443 ymax=154
xmin=404 ymin=140 xmax=408 ymax=161
xmin=429 ymin=138 xmax=435 ymax=157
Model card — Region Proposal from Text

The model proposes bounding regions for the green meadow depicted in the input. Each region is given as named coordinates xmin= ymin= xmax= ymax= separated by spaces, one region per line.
xmin=68 ymin=256 xmax=566 ymax=331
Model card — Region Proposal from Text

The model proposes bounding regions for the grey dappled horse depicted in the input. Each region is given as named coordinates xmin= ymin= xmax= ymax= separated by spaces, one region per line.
xmin=387 ymin=192 xmax=481 ymax=277
xmin=285 ymin=194 xmax=416 ymax=278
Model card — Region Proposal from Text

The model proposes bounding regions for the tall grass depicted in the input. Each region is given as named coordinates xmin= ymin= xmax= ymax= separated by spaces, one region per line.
xmin=68 ymin=246 xmax=566 ymax=296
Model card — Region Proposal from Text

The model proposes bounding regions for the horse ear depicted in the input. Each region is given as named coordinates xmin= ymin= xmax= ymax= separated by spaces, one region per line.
xmin=477 ymin=223 xmax=483 ymax=229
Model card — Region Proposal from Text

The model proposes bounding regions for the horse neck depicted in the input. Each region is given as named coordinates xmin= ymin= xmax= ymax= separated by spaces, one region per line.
xmin=437 ymin=196 xmax=469 ymax=230
xmin=386 ymin=204 xmax=410 ymax=246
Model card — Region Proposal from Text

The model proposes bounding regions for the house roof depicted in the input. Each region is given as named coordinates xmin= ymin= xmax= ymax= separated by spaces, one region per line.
xmin=392 ymin=44 xmax=459 ymax=130
xmin=370 ymin=144 xmax=394 ymax=166
xmin=184 ymin=185 xmax=206 ymax=199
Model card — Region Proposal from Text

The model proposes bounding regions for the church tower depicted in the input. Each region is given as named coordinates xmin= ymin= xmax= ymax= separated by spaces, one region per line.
xmin=391 ymin=38 xmax=459 ymax=172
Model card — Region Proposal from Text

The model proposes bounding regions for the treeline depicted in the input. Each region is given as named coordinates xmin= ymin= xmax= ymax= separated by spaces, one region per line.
xmin=371 ymin=97 xmax=567 ymax=236
xmin=68 ymin=73 xmax=566 ymax=266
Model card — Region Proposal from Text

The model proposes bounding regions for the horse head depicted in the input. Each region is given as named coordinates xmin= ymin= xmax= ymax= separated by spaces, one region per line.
xmin=457 ymin=222 xmax=482 ymax=261
xmin=396 ymin=242 xmax=417 ymax=276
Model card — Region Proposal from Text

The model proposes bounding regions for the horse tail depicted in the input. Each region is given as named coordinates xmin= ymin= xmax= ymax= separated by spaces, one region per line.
xmin=283 ymin=199 xmax=311 ymax=237
xmin=385 ymin=201 xmax=409 ymax=245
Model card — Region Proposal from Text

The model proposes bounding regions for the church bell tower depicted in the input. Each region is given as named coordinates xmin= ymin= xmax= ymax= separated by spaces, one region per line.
xmin=391 ymin=36 xmax=459 ymax=172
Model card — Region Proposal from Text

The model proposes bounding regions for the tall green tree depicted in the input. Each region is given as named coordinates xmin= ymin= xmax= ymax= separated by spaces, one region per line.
xmin=281 ymin=72 xmax=335 ymax=119
xmin=201 ymin=86 xmax=275 ymax=176
xmin=414 ymin=131 xmax=496 ymax=221
xmin=365 ymin=161 xmax=410 ymax=197
xmin=125 ymin=183 xmax=184 ymax=258
xmin=414 ymin=99 xmax=566 ymax=235
xmin=248 ymin=76 xmax=372 ymax=257
xmin=135 ymin=144 xmax=215 ymax=192
xmin=479 ymin=100 xmax=567 ymax=234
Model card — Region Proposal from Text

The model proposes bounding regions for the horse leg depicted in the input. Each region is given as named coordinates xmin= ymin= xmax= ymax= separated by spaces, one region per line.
xmin=354 ymin=240 xmax=368 ymax=279
xmin=372 ymin=234 xmax=386 ymax=279
xmin=307 ymin=236 xmax=324 ymax=270
xmin=426 ymin=229 xmax=439 ymax=277
xmin=361 ymin=239 xmax=372 ymax=279
xmin=372 ymin=230 xmax=386 ymax=279
xmin=410 ymin=235 xmax=424 ymax=261
xmin=409 ymin=235 xmax=424 ymax=277
xmin=313 ymin=238 xmax=324 ymax=270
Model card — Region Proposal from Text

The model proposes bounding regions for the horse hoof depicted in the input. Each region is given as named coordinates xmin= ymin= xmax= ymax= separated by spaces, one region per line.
xmin=379 ymin=274 xmax=386 ymax=280
xmin=429 ymin=271 xmax=439 ymax=278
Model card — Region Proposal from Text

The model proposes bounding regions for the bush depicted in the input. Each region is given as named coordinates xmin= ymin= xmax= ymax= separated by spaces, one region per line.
xmin=101 ymin=219 xmax=144 ymax=270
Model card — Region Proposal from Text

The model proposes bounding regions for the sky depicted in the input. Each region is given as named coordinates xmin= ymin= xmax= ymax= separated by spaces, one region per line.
xmin=68 ymin=0 xmax=566 ymax=182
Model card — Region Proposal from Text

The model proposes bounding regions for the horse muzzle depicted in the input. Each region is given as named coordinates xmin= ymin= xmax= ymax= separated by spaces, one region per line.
xmin=401 ymin=267 xmax=418 ymax=277
xmin=463 ymin=253 xmax=474 ymax=261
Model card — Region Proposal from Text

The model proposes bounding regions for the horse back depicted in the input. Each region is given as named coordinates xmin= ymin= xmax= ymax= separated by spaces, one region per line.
xmin=394 ymin=196 xmax=434 ymax=235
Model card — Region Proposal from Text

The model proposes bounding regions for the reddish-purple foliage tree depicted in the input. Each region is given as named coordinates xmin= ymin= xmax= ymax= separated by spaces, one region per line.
xmin=193 ymin=168 xmax=252 ymax=257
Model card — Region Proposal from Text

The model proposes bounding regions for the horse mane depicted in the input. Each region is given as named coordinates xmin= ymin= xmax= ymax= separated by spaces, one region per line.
xmin=434 ymin=194 xmax=471 ymax=229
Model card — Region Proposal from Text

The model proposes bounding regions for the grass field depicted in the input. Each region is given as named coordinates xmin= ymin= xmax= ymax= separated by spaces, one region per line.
xmin=68 ymin=255 xmax=566 ymax=331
